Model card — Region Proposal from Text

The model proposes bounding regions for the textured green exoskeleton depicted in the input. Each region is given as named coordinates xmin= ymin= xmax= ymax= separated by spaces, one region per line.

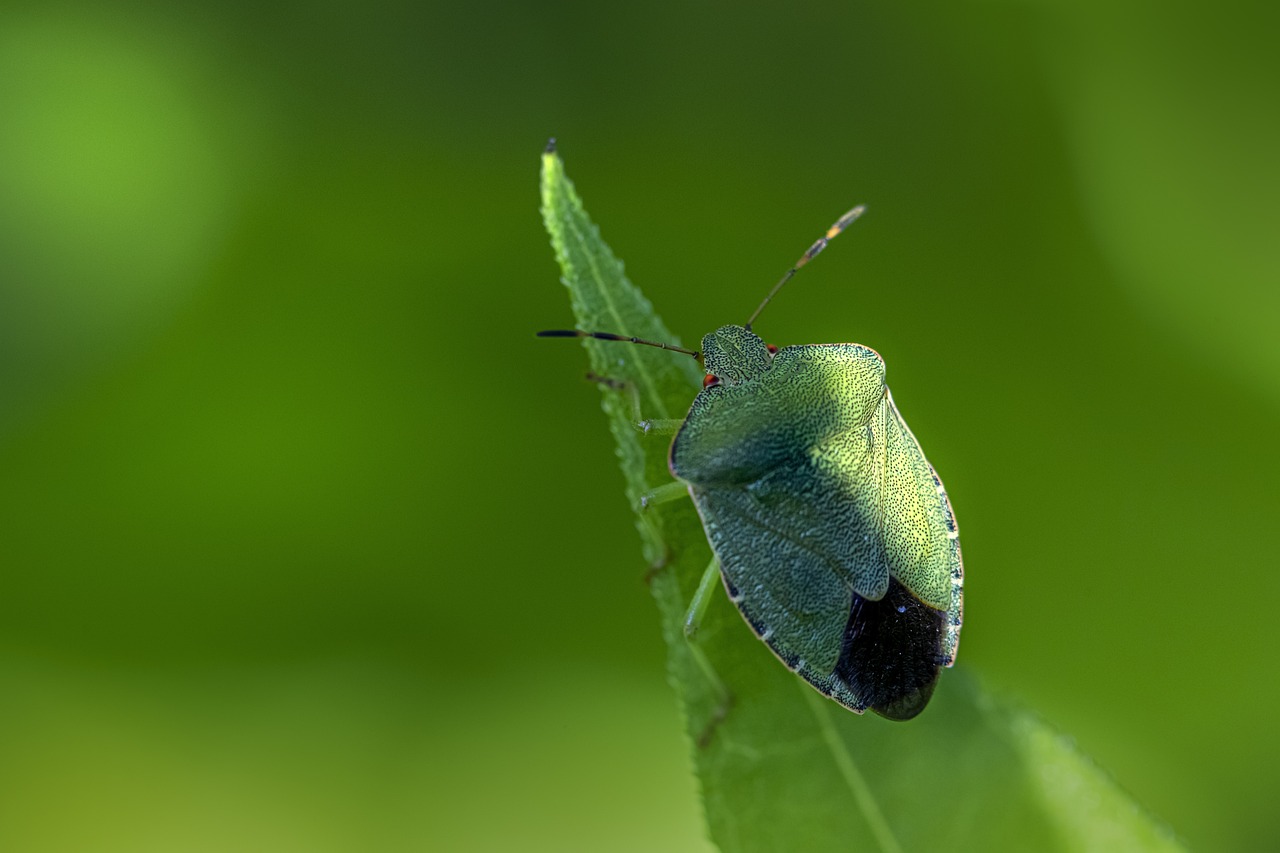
xmin=542 ymin=199 xmax=963 ymax=721
xmin=673 ymin=324 xmax=963 ymax=720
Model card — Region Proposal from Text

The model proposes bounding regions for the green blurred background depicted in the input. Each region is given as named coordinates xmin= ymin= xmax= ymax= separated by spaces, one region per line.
xmin=0 ymin=1 xmax=1276 ymax=850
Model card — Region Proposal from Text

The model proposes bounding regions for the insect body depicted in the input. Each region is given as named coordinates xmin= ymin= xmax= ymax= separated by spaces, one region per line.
xmin=542 ymin=207 xmax=963 ymax=720
xmin=674 ymin=323 xmax=962 ymax=720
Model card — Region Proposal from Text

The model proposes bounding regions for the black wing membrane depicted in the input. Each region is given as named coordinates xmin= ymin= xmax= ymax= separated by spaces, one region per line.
xmin=835 ymin=579 xmax=947 ymax=720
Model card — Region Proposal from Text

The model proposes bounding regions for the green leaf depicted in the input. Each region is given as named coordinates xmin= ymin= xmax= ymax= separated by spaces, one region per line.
xmin=540 ymin=144 xmax=1182 ymax=853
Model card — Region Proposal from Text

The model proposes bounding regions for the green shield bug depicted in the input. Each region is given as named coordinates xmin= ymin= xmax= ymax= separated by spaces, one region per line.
xmin=541 ymin=206 xmax=963 ymax=721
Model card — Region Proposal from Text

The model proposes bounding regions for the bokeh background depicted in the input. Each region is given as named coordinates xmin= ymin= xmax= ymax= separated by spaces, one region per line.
xmin=0 ymin=1 xmax=1276 ymax=850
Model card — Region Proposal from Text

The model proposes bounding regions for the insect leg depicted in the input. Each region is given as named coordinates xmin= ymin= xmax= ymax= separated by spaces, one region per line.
xmin=639 ymin=481 xmax=689 ymax=510
xmin=585 ymin=372 xmax=682 ymax=435
xmin=634 ymin=482 xmax=688 ymax=575
xmin=636 ymin=419 xmax=683 ymax=435
xmin=583 ymin=371 xmax=627 ymax=391
xmin=683 ymin=555 xmax=721 ymax=641
xmin=684 ymin=555 xmax=734 ymax=747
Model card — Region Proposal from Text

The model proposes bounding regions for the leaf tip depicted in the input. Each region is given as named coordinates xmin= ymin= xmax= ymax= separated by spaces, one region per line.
xmin=541 ymin=138 xmax=564 ymax=193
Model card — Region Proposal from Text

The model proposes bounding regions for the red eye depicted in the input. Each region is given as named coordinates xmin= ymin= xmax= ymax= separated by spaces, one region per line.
xmin=702 ymin=374 xmax=720 ymax=388
xmin=767 ymin=344 xmax=779 ymax=354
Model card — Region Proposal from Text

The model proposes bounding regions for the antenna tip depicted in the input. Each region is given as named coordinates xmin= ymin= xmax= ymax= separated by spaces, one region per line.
xmin=827 ymin=205 xmax=867 ymax=237
xmin=536 ymin=329 xmax=577 ymax=338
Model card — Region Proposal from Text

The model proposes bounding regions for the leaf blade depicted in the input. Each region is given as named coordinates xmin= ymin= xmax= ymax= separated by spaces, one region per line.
xmin=539 ymin=146 xmax=1182 ymax=853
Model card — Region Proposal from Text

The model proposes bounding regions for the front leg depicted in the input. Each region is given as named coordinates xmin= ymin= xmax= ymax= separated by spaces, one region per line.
xmin=585 ymin=373 xmax=683 ymax=435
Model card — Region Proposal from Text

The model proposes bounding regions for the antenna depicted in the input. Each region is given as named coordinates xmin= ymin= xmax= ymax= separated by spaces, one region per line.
xmin=744 ymin=204 xmax=865 ymax=331
xmin=537 ymin=329 xmax=701 ymax=360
